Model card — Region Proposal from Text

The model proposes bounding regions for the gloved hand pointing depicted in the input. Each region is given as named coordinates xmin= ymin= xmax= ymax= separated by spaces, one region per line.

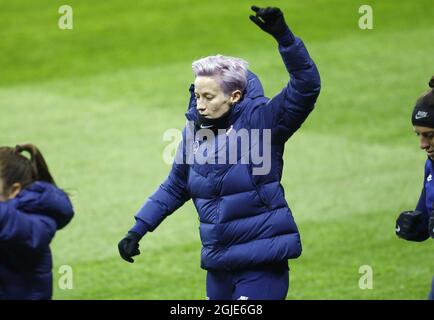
xmin=118 ymin=231 xmax=142 ymax=263
xmin=249 ymin=6 xmax=294 ymax=45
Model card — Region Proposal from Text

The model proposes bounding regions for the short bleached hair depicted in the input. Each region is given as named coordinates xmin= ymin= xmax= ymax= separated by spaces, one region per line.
xmin=192 ymin=55 xmax=249 ymax=96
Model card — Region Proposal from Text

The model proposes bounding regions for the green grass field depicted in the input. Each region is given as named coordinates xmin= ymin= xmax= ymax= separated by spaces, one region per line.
xmin=1 ymin=0 xmax=433 ymax=299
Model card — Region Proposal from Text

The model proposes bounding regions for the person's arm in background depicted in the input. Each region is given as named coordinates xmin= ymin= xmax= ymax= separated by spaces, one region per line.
xmin=0 ymin=201 xmax=57 ymax=249
xmin=248 ymin=6 xmax=321 ymax=143
xmin=16 ymin=181 xmax=74 ymax=230
xmin=0 ymin=182 xmax=74 ymax=249
xmin=118 ymin=129 xmax=191 ymax=263
xmin=396 ymin=161 xmax=431 ymax=242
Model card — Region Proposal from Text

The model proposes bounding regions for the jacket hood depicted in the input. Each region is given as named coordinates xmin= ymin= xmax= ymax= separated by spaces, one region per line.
xmin=185 ymin=70 xmax=267 ymax=122
xmin=15 ymin=181 xmax=74 ymax=229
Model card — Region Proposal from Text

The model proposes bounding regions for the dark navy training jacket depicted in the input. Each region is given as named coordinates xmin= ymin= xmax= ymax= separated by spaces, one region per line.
xmin=414 ymin=159 xmax=433 ymax=300
xmin=131 ymin=36 xmax=321 ymax=271
xmin=0 ymin=182 xmax=74 ymax=299
xmin=415 ymin=159 xmax=434 ymax=240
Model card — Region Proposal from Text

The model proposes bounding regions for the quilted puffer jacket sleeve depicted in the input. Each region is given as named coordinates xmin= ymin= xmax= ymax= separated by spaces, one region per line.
xmin=0 ymin=201 xmax=57 ymax=249
xmin=131 ymin=129 xmax=191 ymax=235
xmin=16 ymin=181 xmax=74 ymax=230
xmin=249 ymin=36 xmax=321 ymax=143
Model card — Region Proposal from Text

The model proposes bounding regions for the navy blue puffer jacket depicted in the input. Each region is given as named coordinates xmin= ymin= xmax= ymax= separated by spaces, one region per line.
xmin=131 ymin=36 xmax=320 ymax=271
xmin=0 ymin=182 xmax=74 ymax=299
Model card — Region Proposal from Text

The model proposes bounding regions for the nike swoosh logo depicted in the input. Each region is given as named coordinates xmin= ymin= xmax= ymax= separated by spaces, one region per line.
xmin=395 ymin=225 xmax=400 ymax=233
xmin=415 ymin=115 xmax=428 ymax=119
xmin=200 ymin=124 xmax=214 ymax=129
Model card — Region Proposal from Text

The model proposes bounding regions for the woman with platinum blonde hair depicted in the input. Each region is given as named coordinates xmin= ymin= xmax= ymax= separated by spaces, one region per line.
xmin=191 ymin=55 xmax=249 ymax=129
xmin=119 ymin=6 xmax=321 ymax=300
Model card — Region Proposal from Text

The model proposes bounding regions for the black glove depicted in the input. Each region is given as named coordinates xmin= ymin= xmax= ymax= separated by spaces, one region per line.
xmin=396 ymin=211 xmax=429 ymax=242
xmin=118 ymin=231 xmax=142 ymax=263
xmin=249 ymin=6 xmax=294 ymax=45
xmin=429 ymin=216 xmax=434 ymax=238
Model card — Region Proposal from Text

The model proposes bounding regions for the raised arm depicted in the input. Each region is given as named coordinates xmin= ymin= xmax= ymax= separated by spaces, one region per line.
xmin=249 ymin=6 xmax=321 ymax=142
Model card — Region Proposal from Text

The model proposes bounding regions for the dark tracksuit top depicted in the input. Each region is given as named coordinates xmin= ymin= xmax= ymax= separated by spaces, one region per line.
xmin=414 ymin=159 xmax=434 ymax=300
xmin=0 ymin=182 xmax=74 ymax=299
xmin=130 ymin=35 xmax=321 ymax=272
